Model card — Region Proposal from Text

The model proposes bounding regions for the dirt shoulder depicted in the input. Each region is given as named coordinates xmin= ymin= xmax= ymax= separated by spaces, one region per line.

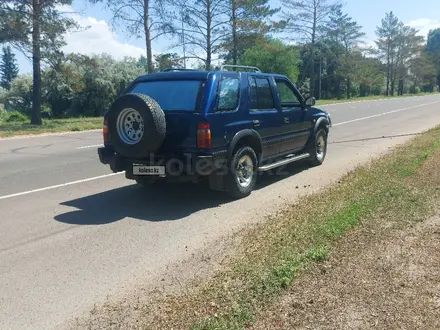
xmin=252 ymin=212 xmax=440 ymax=330
xmin=253 ymin=140 xmax=440 ymax=330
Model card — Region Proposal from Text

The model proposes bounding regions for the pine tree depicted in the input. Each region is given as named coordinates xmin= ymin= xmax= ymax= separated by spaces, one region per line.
xmin=394 ymin=25 xmax=424 ymax=95
xmin=375 ymin=12 xmax=400 ymax=96
xmin=426 ymin=28 xmax=440 ymax=88
xmin=281 ymin=0 xmax=338 ymax=98
xmin=1 ymin=1 xmax=77 ymax=125
xmin=179 ymin=0 xmax=230 ymax=70
xmin=228 ymin=0 xmax=280 ymax=65
xmin=0 ymin=46 xmax=19 ymax=90
xmin=324 ymin=4 xmax=365 ymax=98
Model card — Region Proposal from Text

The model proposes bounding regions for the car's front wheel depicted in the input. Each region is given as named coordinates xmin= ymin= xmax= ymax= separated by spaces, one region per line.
xmin=225 ymin=146 xmax=258 ymax=199
xmin=308 ymin=128 xmax=328 ymax=166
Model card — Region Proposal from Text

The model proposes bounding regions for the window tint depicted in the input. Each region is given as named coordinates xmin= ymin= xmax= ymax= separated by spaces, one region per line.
xmin=276 ymin=80 xmax=301 ymax=108
xmin=217 ymin=75 xmax=239 ymax=111
xmin=252 ymin=77 xmax=274 ymax=110
xmin=129 ymin=80 xmax=202 ymax=111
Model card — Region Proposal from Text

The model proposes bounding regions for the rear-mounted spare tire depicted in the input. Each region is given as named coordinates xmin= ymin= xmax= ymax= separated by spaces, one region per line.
xmin=107 ymin=93 xmax=166 ymax=158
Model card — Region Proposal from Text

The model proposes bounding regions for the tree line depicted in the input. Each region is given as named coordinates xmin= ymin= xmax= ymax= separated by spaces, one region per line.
xmin=1 ymin=0 xmax=440 ymax=124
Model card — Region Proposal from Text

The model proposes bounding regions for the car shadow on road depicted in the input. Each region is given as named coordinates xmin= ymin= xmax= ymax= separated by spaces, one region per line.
xmin=54 ymin=162 xmax=311 ymax=226
xmin=54 ymin=182 xmax=231 ymax=225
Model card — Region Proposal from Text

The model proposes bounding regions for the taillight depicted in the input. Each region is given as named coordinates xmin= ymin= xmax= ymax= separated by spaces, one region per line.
xmin=103 ymin=119 xmax=109 ymax=142
xmin=197 ymin=122 xmax=211 ymax=148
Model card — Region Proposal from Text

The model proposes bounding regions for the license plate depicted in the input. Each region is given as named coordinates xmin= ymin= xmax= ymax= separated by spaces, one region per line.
xmin=133 ymin=165 xmax=166 ymax=176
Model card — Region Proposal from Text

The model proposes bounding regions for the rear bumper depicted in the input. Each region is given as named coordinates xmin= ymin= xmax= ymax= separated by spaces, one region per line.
xmin=97 ymin=147 xmax=227 ymax=178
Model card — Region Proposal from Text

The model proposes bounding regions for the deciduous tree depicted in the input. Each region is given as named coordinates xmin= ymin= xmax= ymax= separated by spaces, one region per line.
xmin=240 ymin=38 xmax=300 ymax=82
xmin=154 ymin=53 xmax=183 ymax=71
xmin=91 ymin=0 xmax=176 ymax=74
xmin=410 ymin=51 xmax=437 ymax=92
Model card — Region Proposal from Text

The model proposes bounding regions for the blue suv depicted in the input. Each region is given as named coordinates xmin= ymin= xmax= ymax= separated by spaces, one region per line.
xmin=98 ymin=65 xmax=332 ymax=198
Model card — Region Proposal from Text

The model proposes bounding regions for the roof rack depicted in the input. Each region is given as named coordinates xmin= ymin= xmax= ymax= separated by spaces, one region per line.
xmin=220 ymin=65 xmax=261 ymax=73
xmin=163 ymin=68 xmax=198 ymax=72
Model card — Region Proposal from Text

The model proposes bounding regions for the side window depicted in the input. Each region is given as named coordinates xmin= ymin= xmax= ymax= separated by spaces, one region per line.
xmin=250 ymin=77 xmax=275 ymax=111
xmin=217 ymin=75 xmax=239 ymax=111
xmin=256 ymin=78 xmax=275 ymax=109
xmin=276 ymin=80 xmax=302 ymax=108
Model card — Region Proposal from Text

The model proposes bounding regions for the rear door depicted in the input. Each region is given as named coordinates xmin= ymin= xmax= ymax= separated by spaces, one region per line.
xmin=247 ymin=75 xmax=284 ymax=158
xmin=274 ymin=78 xmax=310 ymax=153
xmin=128 ymin=79 xmax=205 ymax=151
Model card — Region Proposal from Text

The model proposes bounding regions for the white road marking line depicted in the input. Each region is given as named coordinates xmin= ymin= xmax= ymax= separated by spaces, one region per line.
xmin=323 ymin=94 xmax=440 ymax=110
xmin=77 ymin=144 xmax=103 ymax=149
xmin=333 ymin=101 xmax=439 ymax=127
xmin=0 ymin=172 xmax=125 ymax=201
xmin=322 ymin=98 xmax=389 ymax=107
xmin=0 ymin=129 xmax=100 ymax=141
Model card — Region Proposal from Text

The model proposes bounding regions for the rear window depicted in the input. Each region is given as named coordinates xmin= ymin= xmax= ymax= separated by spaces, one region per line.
xmin=129 ymin=80 xmax=202 ymax=111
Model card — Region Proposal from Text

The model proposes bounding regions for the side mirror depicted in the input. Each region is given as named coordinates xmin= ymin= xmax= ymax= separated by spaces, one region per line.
xmin=305 ymin=97 xmax=316 ymax=107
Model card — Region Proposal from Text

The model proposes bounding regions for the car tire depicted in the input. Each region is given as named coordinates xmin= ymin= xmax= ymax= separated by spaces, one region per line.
xmin=308 ymin=128 xmax=328 ymax=166
xmin=107 ymin=93 xmax=166 ymax=158
xmin=225 ymin=146 xmax=258 ymax=199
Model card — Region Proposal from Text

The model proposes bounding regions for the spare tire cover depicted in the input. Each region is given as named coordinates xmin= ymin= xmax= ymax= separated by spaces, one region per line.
xmin=107 ymin=93 xmax=166 ymax=158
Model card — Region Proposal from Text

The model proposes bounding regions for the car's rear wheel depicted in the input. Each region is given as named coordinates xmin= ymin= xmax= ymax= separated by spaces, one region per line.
xmin=225 ymin=146 xmax=258 ymax=199
xmin=308 ymin=128 xmax=328 ymax=166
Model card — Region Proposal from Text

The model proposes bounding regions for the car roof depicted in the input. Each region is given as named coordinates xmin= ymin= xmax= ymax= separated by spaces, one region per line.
xmin=134 ymin=70 xmax=288 ymax=82
xmin=135 ymin=70 xmax=210 ymax=82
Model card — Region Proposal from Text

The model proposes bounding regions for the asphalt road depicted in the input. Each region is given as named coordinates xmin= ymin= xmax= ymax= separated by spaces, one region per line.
xmin=1 ymin=94 xmax=440 ymax=329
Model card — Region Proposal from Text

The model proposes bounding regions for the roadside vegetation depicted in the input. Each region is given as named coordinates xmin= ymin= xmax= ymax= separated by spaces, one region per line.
xmin=315 ymin=91 xmax=439 ymax=105
xmin=76 ymin=125 xmax=440 ymax=329
xmin=0 ymin=111 xmax=101 ymax=137
xmin=1 ymin=91 xmax=438 ymax=137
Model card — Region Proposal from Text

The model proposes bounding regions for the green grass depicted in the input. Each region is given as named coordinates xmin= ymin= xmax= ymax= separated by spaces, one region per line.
xmin=319 ymin=202 xmax=364 ymax=239
xmin=0 ymin=116 xmax=103 ymax=138
xmin=305 ymin=246 xmax=329 ymax=262
xmin=129 ymin=125 xmax=440 ymax=330
xmin=316 ymin=92 xmax=438 ymax=106
xmin=397 ymin=139 xmax=440 ymax=177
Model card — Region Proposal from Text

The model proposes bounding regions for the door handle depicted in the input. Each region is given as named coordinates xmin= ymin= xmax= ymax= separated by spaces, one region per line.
xmin=284 ymin=117 xmax=289 ymax=123
xmin=253 ymin=120 xmax=260 ymax=127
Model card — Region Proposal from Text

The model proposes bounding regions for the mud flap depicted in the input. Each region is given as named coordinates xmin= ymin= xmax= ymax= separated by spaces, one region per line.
xmin=209 ymin=172 xmax=226 ymax=191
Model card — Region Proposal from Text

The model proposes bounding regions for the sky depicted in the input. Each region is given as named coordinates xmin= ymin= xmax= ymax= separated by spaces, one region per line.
xmin=13 ymin=0 xmax=440 ymax=74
